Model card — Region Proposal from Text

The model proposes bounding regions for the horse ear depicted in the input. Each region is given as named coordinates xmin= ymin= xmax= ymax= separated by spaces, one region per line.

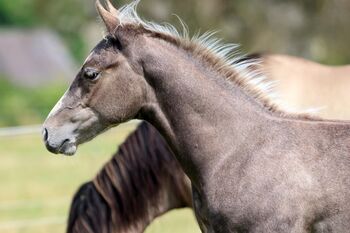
xmin=96 ymin=0 xmax=120 ymax=34
xmin=105 ymin=0 xmax=119 ymax=16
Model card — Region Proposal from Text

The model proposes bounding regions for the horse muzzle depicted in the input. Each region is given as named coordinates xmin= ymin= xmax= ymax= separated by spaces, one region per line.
xmin=42 ymin=127 xmax=77 ymax=156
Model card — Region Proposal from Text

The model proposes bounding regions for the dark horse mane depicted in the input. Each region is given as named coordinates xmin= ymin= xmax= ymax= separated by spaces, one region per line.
xmin=67 ymin=122 xmax=192 ymax=233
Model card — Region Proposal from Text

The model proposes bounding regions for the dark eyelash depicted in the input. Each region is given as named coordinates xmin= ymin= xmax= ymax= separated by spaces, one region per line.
xmin=83 ymin=68 xmax=100 ymax=81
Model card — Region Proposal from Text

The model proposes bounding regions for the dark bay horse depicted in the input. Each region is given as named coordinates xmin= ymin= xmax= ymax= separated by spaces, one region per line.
xmin=43 ymin=1 xmax=350 ymax=232
xmin=67 ymin=122 xmax=192 ymax=233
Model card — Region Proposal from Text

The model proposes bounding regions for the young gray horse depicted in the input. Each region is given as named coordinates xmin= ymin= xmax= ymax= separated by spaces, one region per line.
xmin=67 ymin=122 xmax=192 ymax=233
xmin=43 ymin=1 xmax=350 ymax=232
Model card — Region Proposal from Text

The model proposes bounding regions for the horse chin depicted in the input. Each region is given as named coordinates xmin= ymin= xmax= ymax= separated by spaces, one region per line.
xmin=58 ymin=141 xmax=77 ymax=156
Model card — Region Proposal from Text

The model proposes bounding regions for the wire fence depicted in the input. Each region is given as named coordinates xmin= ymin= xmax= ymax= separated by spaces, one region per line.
xmin=0 ymin=125 xmax=41 ymax=137
xmin=0 ymin=197 xmax=70 ymax=210
xmin=0 ymin=216 xmax=66 ymax=230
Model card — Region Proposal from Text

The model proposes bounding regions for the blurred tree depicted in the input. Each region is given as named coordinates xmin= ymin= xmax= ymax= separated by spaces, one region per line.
xmin=0 ymin=0 xmax=349 ymax=64
xmin=0 ymin=0 xmax=349 ymax=126
xmin=0 ymin=0 xmax=94 ymax=61
xmin=133 ymin=0 xmax=350 ymax=64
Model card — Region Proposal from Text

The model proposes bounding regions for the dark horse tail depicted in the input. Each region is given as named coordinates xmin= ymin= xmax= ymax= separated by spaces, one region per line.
xmin=67 ymin=122 xmax=192 ymax=233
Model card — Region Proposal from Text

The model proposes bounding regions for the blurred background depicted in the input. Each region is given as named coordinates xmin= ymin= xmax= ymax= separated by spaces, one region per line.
xmin=0 ymin=0 xmax=349 ymax=232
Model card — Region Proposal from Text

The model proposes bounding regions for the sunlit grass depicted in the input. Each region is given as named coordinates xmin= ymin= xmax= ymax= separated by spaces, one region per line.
xmin=146 ymin=209 xmax=200 ymax=233
xmin=0 ymin=122 xmax=200 ymax=233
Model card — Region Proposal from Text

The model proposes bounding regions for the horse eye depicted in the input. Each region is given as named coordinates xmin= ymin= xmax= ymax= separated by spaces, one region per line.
xmin=83 ymin=68 xmax=100 ymax=81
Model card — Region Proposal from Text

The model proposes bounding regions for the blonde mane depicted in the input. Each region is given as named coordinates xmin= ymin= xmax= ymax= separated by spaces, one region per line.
xmin=115 ymin=0 xmax=312 ymax=116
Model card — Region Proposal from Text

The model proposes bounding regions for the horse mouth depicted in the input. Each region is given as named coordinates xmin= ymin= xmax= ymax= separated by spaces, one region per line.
xmin=58 ymin=139 xmax=77 ymax=156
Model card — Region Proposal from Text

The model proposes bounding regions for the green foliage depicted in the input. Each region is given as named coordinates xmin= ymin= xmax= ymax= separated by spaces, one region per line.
xmin=0 ymin=0 xmax=91 ymax=61
xmin=0 ymin=78 xmax=67 ymax=127
xmin=1 ymin=0 xmax=349 ymax=63
xmin=0 ymin=0 xmax=39 ymax=26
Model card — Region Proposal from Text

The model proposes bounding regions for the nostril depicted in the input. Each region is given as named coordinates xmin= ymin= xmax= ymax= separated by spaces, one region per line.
xmin=43 ymin=128 xmax=48 ymax=141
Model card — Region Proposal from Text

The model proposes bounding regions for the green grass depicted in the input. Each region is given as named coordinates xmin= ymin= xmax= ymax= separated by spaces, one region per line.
xmin=0 ymin=122 xmax=200 ymax=233
xmin=0 ymin=78 xmax=68 ymax=127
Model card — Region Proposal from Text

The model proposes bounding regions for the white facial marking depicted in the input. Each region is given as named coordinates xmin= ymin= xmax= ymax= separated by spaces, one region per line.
xmin=47 ymin=90 xmax=68 ymax=118
xmin=84 ymin=51 xmax=94 ymax=64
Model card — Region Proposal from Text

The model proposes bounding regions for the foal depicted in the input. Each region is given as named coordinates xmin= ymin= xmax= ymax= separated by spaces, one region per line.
xmin=68 ymin=53 xmax=350 ymax=232
xmin=67 ymin=122 xmax=192 ymax=233
xmin=43 ymin=1 xmax=350 ymax=232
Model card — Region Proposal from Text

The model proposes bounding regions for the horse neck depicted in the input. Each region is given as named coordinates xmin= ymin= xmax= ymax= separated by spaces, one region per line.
xmin=93 ymin=122 xmax=191 ymax=232
xmin=139 ymin=37 xmax=273 ymax=185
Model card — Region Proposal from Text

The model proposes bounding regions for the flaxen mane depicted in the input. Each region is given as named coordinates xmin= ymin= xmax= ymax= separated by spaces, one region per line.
xmin=67 ymin=122 xmax=191 ymax=233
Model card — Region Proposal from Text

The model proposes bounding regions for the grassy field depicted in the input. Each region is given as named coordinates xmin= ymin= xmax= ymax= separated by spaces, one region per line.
xmin=0 ymin=122 xmax=200 ymax=233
